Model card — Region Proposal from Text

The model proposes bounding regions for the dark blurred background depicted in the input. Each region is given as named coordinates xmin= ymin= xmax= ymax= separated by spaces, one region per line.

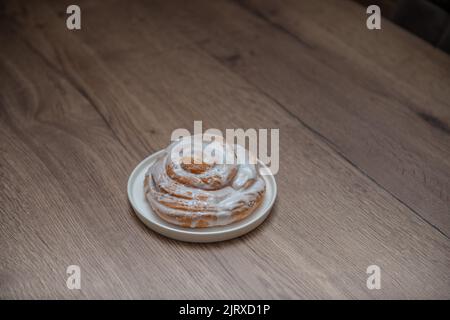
xmin=356 ymin=0 xmax=450 ymax=53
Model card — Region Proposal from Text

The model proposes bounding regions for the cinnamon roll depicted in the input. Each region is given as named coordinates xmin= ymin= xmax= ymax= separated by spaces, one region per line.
xmin=144 ymin=136 xmax=266 ymax=228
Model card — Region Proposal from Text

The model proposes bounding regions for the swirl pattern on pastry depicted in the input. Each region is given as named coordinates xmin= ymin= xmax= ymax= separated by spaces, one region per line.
xmin=144 ymin=137 xmax=266 ymax=228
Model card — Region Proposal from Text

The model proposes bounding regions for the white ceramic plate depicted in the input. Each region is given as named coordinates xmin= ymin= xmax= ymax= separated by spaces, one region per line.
xmin=127 ymin=150 xmax=277 ymax=243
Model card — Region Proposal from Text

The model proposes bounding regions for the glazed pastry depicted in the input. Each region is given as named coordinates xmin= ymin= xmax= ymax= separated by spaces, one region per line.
xmin=144 ymin=137 xmax=266 ymax=228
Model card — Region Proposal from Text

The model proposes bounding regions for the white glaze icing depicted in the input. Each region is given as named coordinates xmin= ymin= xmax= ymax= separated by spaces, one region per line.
xmin=144 ymin=137 xmax=266 ymax=228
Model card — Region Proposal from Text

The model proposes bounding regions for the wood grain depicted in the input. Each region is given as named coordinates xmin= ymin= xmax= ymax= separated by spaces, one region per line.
xmin=132 ymin=0 xmax=450 ymax=236
xmin=0 ymin=0 xmax=449 ymax=299
xmin=232 ymin=0 xmax=450 ymax=233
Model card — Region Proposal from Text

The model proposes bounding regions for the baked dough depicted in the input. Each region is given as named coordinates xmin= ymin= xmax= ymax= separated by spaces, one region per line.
xmin=144 ymin=137 xmax=266 ymax=228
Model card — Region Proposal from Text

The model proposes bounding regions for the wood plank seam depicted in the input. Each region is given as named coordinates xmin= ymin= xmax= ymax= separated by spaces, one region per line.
xmin=210 ymin=0 xmax=450 ymax=240
xmin=1 ymin=0 xmax=450 ymax=298
xmin=205 ymin=46 xmax=450 ymax=241
xmin=9 ymin=0 xmax=448 ymax=243
xmin=233 ymin=0 xmax=315 ymax=50
xmin=233 ymin=0 xmax=450 ymax=135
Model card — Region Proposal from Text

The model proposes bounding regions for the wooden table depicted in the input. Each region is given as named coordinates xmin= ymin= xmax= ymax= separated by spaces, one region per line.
xmin=1 ymin=0 xmax=449 ymax=299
